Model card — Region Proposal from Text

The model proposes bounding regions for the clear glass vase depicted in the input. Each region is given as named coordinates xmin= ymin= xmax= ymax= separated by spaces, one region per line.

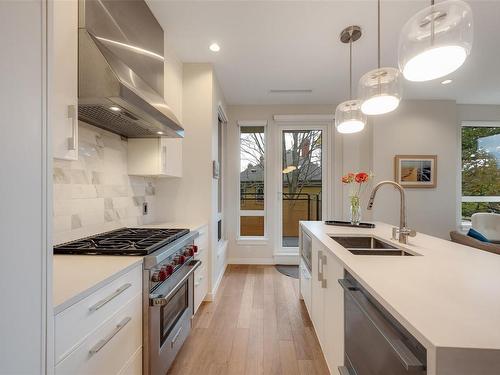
xmin=349 ymin=196 xmax=362 ymax=225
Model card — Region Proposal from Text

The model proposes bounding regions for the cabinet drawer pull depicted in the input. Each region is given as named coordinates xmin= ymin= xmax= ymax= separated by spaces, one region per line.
xmin=89 ymin=317 xmax=131 ymax=356
xmin=89 ymin=283 xmax=132 ymax=312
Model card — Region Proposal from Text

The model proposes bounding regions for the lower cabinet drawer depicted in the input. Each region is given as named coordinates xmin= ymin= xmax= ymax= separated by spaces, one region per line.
xmin=194 ymin=264 xmax=208 ymax=313
xmin=55 ymin=293 xmax=142 ymax=375
xmin=55 ymin=265 xmax=142 ymax=363
xmin=118 ymin=347 xmax=142 ymax=375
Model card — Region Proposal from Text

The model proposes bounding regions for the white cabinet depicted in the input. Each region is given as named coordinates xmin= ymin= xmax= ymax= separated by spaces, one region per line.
xmin=128 ymin=138 xmax=182 ymax=177
xmin=49 ymin=0 xmax=78 ymax=160
xmin=310 ymin=237 xmax=345 ymax=374
xmin=311 ymin=237 xmax=327 ymax=346
xmin=194 ymin=225 xmax=209 ymax=313
xmin=55 ymin=265 xmax=142 ymax=375
xmin=323 ymin=250 xmax=345 ymax=373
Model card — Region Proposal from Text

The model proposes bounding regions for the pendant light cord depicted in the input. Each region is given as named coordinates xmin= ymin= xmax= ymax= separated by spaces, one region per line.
xmin=378 ymin=0 xmax=381 ymax=69
xmin=349 ymin=38 xmax=353 ymax=100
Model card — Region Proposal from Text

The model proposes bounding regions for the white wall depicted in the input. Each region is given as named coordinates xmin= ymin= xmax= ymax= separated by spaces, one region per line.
xmin=156 ymin=63 xmax=228 ymax=298
xmin=371 ymin=100 xmax=459 ymax=239
xmin=164 ymin=31 xmax=183 ymax=122
xmin=0 ymin=1 xmax=48 ymax=372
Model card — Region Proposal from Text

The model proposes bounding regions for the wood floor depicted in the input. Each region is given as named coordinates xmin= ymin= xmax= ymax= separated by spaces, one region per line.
xmin=167 ymin=265 xmax=330 ymax=375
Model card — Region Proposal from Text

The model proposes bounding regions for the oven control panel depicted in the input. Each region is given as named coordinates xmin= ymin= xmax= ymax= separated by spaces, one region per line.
xmin=149 ymin=244 xmax=199 ymax=289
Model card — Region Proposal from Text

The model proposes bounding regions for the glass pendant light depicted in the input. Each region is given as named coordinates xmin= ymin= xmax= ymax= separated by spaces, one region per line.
xmin=398 ymin=0 xmax=473 ymax=82
xmin=335 ymin=26 xmax=367 ymax=134
xmin=360 ymin=0 xmax=402 ymax=115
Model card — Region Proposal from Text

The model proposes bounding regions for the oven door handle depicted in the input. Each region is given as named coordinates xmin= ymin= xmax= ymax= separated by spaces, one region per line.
xmin=338 ymin=279 xmax=425 ymax=372
xmin=149 ymin=260 xmax=201 ymax=306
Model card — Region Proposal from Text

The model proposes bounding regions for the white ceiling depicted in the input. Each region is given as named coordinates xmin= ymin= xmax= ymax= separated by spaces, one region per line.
xmin=147 ymin=0 xmax=500 ymax=106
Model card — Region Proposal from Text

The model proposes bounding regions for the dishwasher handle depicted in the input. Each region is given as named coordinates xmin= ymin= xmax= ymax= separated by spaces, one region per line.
xmin=338 ymin=278 xmax=425 ymax=372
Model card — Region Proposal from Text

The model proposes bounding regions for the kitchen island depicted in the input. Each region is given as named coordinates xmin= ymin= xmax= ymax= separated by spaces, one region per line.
xmin=300 ymin=221 xmax=500 ymax=375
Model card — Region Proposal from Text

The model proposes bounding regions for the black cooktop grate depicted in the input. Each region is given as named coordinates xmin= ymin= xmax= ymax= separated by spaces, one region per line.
xmin=53 ymin=228 xmax=190 ymax=255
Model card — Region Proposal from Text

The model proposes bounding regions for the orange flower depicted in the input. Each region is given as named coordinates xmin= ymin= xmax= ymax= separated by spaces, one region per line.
xmin=342 ymin=173 xmax=355 ymax=183
xmin=355 ymin=172 xmax=369 ymax=183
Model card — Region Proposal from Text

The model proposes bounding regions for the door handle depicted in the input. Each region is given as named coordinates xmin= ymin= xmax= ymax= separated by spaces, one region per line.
xmin=67 ymin=104 xmax=77 ymax=151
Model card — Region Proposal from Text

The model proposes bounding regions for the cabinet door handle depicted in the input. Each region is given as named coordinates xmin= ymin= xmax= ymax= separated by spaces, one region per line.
xmin=317 ymin=250 xmax=323 ymax=282
xmin=321 ymin=254 xmax=327 ymax=289
xmin=89 ymin=317 xmax=131 ymax=355
xmin=67 ymin=104 xmax=77 ymax=151
xmin=89 ymin=283 xmax=132 ymax=312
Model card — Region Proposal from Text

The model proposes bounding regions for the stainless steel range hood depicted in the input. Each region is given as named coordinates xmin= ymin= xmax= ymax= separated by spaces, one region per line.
xmin=78 ymin=0 xmax=183 ymax=138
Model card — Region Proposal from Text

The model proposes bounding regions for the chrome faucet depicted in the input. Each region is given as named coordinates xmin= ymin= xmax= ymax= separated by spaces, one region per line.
xmin=367 ymin=181 xmax=416 ymax=244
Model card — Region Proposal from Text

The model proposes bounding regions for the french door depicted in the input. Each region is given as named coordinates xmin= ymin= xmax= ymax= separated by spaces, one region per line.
xmin=277 ymin=124 xmax=328 ymax=254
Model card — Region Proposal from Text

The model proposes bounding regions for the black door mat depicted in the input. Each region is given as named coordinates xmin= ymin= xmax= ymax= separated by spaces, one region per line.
xmin=275 ymin=264 xmax=299 ymax=279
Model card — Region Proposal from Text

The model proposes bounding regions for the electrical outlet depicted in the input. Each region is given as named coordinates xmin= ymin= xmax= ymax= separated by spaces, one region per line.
xmin=142 ymin=201 xmax=148 ymax=215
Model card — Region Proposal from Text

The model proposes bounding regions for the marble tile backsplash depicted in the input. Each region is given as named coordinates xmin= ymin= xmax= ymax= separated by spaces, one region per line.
xmin=53 ymin=122 xmax=157 ymax=244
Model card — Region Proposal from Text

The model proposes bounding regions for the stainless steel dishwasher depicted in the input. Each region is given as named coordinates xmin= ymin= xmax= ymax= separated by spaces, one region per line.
xmin=338 ymin=272 xmax=427 ymax=375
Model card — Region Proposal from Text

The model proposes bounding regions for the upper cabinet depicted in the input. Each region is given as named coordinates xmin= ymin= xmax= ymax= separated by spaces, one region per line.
xmin=49 ymin=0 xmax=78 ymax=160
xmin=128 ymin=138 xmax=182 ymax=178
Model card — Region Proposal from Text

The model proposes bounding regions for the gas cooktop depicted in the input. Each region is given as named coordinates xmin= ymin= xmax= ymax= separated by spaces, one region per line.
xmin=53 ymin=227 xmax=190 ymax=256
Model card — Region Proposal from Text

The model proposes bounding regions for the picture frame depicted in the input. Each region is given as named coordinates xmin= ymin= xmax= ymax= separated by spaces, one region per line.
xmin=394 ymin=155 xmax=437 ymax=188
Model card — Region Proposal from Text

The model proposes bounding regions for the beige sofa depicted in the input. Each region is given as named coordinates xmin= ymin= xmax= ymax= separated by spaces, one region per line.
xmin=450 ymin=230 xmax=500 ymax=255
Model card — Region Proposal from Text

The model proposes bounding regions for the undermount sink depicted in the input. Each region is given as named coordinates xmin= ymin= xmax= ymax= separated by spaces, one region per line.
xmin=330 ymin=236 xmax=416 ymax=256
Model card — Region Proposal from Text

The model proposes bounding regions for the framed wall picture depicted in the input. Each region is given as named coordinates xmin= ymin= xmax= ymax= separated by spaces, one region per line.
xmin=394 ymin=155 xmax=437 ymax=188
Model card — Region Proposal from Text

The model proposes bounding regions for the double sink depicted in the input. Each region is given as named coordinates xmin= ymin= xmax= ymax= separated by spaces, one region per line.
xmin=331 ymin=235 xmax=418 ymax=256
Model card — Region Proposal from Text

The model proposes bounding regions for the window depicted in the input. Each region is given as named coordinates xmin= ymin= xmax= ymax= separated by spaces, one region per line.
xmin=239 ymin=125 xmax=266 ymax=237
xmin=461 ymin=122 xmax=500 ymax=224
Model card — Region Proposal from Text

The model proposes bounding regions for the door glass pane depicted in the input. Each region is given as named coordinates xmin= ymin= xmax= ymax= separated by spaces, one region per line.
xmin=282 ymin=130 xmax=322 ymax=247
xmin=461 ymin=126 xmax=500 ymax=221
xmin=240 ymin=126 xmax=265 ymax=237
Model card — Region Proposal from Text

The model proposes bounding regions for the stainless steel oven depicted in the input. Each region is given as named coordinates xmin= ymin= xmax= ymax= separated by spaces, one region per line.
xmin=143 ymin=230 xmax=200 ymax=375
xmin=147 ymin=259 xmax=200 ymax=375
xmin=338 ymin=272 xmax=426 ymax=375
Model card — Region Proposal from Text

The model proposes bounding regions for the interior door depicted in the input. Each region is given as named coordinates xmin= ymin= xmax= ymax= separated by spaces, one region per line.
xmin=278 ymin=125 xmax=326 ymax=253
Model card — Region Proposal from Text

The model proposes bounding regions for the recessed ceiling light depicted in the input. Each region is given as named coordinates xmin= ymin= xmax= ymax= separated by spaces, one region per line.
xmin=156 ymin=131 xmax=164 ymax=135
xmin=209 ymin=43 xmax=220 ymax=52
xmin=441 ymin=79 xmax=453 ymax=85
xmin=109 ymin=106 xmax=121 ymax=112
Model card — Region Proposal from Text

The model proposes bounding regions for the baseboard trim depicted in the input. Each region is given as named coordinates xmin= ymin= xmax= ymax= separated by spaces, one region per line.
xmin=274 ymin=253 xmax=300 ymax=265
xmin=227 ymin=257 xmax=275 ymax=265
xmin=205 ymin=260 xmax=227 ymax=301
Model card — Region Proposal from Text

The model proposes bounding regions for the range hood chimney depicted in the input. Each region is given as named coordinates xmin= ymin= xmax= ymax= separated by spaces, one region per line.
xmin=78 ymin=0 xmax=183 ymax=138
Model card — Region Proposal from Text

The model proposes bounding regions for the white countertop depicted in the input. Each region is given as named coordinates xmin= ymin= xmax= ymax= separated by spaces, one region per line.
xmin=301 ymin=221 xmax=500 ymax=351
xmin=53 ymin=256 xmax=142 ymax=314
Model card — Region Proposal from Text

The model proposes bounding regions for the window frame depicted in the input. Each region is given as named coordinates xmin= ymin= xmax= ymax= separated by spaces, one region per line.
xmin=237 ymin=120 xmax=268 ymax=241
xmin=459 ymin=121 xmax=500 ymax=229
